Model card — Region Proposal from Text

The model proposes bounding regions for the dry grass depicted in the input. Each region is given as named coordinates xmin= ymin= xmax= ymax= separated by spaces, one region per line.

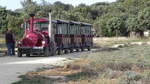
xmin=0 ymin=35 xmax=6 ymax=50
xmin=14 ymin=37 xmax=150 ymax=84
xmin=93 ymin=37 xmax=150 ymax=47
xmin=26 ymin=59 xmax=88 ymax=77
xmin=0 ymin=35 xmax=6 ymax=56
xmin=27 ymin=66 xmax=82 ymax=77
xmin=64 ymin=78 xmax=118 ymax=84
xmin=57 ymin=45 xmax=150 ymax=84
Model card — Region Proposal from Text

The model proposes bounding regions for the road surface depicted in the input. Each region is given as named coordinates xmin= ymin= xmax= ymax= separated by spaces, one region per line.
xmin=0 ymin=52 xmax=82 ymax=84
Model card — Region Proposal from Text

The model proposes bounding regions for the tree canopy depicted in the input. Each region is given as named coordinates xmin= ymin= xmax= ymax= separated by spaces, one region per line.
xmin=0 ymin=0 xmax=150 ymax=37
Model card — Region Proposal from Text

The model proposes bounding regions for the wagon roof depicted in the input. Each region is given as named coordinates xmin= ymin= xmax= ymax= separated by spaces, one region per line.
xmin=69 ymin=21 xmax=80 ymax=25
xmin=80 ymin=22 xmax=92 ymax=26
xmin=33 ymin=18 xmax=91 ymax=25
xmin=33 ymin=18 xmax=68 ymax=23
xmin=55 ymin=20 xmax=69 ymax=24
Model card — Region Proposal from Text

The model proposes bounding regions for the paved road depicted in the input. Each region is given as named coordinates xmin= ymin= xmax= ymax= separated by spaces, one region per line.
xmin=0 ymin=52 xmax=82 ymax=84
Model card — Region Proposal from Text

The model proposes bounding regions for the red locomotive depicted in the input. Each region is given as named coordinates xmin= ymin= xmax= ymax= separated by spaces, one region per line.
xmin=17 ymin=13 xmax=93 ymax=57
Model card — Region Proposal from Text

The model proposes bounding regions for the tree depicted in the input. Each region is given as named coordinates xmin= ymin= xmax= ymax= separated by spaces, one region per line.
xmin=138 ymin=7 xmax=150 ymax=31
xmin=37 ymin=0 xmax=52 ymax=17
xmin=1 ymin=0 xmax=150 ymax=37
xmin=94 ymin=18 xmax=108 ymax=36
xmin=0 ymin=7 xmax=7 ymax=33
xmin=106 ymin=17 xmax=125 ymax=36
xmin=126 ymin=16 xmax=139 ymax=32
xmin=93 ymin=14 xmax=113 ymax=36
xmin=90 ymin=2 xmax=109 ymax=20
xmin=21 ymin=0 xmax=39 ymax=14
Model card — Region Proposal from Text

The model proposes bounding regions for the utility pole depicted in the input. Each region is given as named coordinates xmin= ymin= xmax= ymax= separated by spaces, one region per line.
xmin=49 ymin=11 xmax=56 ymax=55
xmin=49 ymin=12 xmax=54 ymax=41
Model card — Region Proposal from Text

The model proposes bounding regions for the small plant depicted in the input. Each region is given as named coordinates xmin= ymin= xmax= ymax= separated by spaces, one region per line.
xmin=141 ymin=73 xmax=150 ymax=84
xmin=12 ymin=75 xmax=59 ymax=84
xmin=106 ymin=62 xmax=132 ymax=71
xmin=118 ymin=71 xmax=143 ymax=84
xmin=66 ymin=68 xmax=97 ymax=81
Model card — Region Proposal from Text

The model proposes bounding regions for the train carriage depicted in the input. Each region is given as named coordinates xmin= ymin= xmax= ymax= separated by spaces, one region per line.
xmin=17 ymin=14 xmax=93 ymax=57
xmin=81 ymin=22 xmax=93 ymax=50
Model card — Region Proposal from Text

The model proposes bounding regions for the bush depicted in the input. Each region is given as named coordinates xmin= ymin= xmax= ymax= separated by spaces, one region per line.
xmin=118 ymin=71 xmax=143 ymax=84
xmin=141 ymin=73 xmax=150 ymax=84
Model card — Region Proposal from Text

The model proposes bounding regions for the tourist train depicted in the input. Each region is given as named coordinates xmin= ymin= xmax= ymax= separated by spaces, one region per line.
xmin=17 ymin=13 xmax=93 ymax=57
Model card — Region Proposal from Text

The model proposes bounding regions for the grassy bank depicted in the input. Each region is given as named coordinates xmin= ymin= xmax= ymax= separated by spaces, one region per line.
xmin=80 ymin=45 xmax=150 ymax=84
xmin=14 ymin=37 xmax=150 ymax=84
xmin=14 ymin=45 xmax=150 ymax=84
xmin=93 ymin=37 xmax=150 ymax=47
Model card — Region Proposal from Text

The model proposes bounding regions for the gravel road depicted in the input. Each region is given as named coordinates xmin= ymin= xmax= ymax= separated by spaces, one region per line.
xmin=0 ymin=52 xmax=83 ymax=84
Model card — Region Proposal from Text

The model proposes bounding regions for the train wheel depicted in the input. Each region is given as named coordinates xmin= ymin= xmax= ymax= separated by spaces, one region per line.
xmin=88 ymin=47 xmax=91 ymax=51
xmin=64 ymin=49 xmax=68 ymax=54
xmin=44 ymin=47 xmax=49 ymax=57
xmin=52 ymin=51 xmax=56 ymax=56
xmin=18 ymin=49 xmax=22 ymax=57
xmin=26 ymin=54 xmax=30 ymax=57
xmin=58 ymin=49 xmax=63 ymax=55
xmin=50 ymin=50 xmax=56 ymax=56
xmin=70 ymin=49 xmax=73 ymax=53
xmin=76 ymin=49 xmax=79 ymax=52
xmin=81 ymin=48 xmax=84 ymax=51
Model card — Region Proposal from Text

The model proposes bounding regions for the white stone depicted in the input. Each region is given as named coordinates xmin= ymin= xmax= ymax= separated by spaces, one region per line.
xmin=146 ymin=42 xmax=150 ymax=45
xmin=130 ymin=42 xmax=143 ymax=45
xmin=111 ymin=44 xmax=126 ymax=48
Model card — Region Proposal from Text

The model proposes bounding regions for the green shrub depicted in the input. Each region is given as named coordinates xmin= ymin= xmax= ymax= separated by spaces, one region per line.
xmin=118 ymin=71 xmax=143 ymax=84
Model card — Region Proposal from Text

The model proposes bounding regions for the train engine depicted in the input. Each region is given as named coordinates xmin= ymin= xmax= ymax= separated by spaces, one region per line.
xmin=17 ymin=14 xmax=55 ymax=57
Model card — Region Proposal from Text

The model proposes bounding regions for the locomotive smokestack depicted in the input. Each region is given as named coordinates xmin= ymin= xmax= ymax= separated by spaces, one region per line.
xmin=29 ymin=13 xmax=35 ymax=17
xmin=29 ymin=13 xmax=35 ymax=32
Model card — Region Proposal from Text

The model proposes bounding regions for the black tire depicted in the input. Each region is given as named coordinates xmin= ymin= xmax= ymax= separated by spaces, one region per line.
xmin=18 ymin=49 xmax=22 ymax=57
xmin=64 ymin=49 xmax=68 ymax=54
xmin=70 ymin=49 xmax=73 ymax=53
xmin=81 ymin=48 xmax=84 ymax=51
xmin=52 ymin=51 xmax=56 ymax=56
xmin=49 ymin=50 xmax=56 ymax=56
xmin=76 ymin=49 xmax=79 ymax=52
xmin=44 ymin=47 xmax=49 ymax=57
xmin=58 ymin=49 xmax=63 ymax=55
xmin=88 ymin=47 xmax=91 ymax=51
xmin=26 ymin=54 xmax=30 ymax=57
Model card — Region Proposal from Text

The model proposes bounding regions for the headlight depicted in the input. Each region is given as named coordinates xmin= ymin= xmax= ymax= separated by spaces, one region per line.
xmin=18 ymin=41 xmax=21 ymax=44
xmin=26 ymin=35 xmax=29 ymax=38
xmin=42 ymin=41 xmax=46 ymax=45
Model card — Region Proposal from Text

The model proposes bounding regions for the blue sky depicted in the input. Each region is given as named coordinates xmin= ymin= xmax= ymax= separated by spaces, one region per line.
xmin=0 ymin=0 xmax=116 ymax=10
